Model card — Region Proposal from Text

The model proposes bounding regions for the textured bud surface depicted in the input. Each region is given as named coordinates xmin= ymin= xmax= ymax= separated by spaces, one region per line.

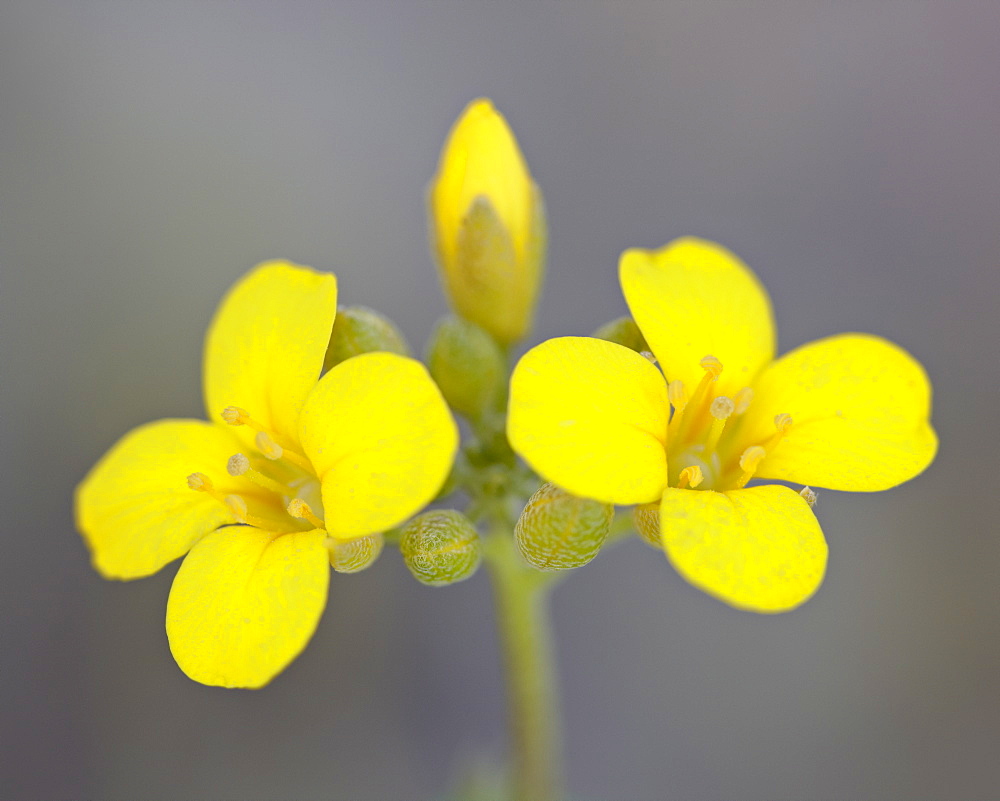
xmin=591 ymin=316 xmax=649 ymax=353
xmin=427 ymin=315 xmax=505 ymax=420
xmin=632 ymin=502 xmax=662 ymax=549
xmin=324 ymin=305 xmax=410 ymax=371
xmin=400 ymin=510 xmax=482 ymax=586
xmin=327 ymin=533 xmax=385 ymax=574
xmin=515 ymin=483 xmax=613 ymax=571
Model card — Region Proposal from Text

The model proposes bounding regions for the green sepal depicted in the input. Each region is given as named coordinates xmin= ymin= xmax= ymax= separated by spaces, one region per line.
xmin=514 ymin=483 xmax=613 ymax=571
xmin=324 ymin=305 xmax=410 ymax=371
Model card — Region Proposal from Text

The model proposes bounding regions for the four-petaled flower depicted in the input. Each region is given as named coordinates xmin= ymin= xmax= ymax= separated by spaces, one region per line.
xmin=76 ymin=261 xmax=458 ymax=687
xmin=508 ymin=237 xmax=936 ymax=612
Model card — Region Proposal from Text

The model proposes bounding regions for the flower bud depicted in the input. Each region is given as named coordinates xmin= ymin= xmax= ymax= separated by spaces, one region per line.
xmin=327 ymin=533 xmax=384 ymax=574
xmin=591 ymin=317 xmax=649 ymax=353
xmin=400 ymin=510 xmax=482 ymax=587
xmin=324 ymin=305 xmax=410 ymax=372
xmin=515 ymin=483 xmax=613 ymax=571
xmin=632 ymin=503 xmax=662 ymax=549
xmin=426 ymin=315 xmax=505 ymax=420
xmin=428 ymin=98 xmax=546 ymax=344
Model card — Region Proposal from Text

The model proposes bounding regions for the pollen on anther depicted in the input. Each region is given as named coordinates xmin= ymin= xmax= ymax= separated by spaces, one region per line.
xmin=255 ymin=431 xmax=283 ymax=460
xmin=710 ymin=396 xmax=735 ymax=420
xmin=739 ymin=445 xmax=767 ymax=472
xmin=186 ymin=472 xmax=212 ymax=491
xmin=221 ymin=406 xmax=248 ymax=425
xmin=667 ymin=380 xmax=686 ymax=408
xmin=225 ymin=494 xmax=249 ymax=523
xmin=699 ymin=355 xmax=723 ymax=377
xmin=227 ymin=453 xmax=251 ymax=476
xmin=774 ymin=413 xmax=794 ymax=432
xmin=733 ymin=387 xmax=754 ymax=415
xmin=799 ymin=486 xmax=818 ymax=507
xmin=677 ymin=464 xmax=704 ymax=489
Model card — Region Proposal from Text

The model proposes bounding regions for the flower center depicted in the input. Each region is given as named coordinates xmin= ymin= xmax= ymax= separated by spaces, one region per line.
xmin=186 ymin=406 xmax=326 ymax=532
xmin=665 ymin=356 xmax=792 ymax=491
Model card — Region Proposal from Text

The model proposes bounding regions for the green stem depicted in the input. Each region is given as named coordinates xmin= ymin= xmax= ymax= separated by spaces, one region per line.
xmin=486 ymin=532 xmax=564 ymax=801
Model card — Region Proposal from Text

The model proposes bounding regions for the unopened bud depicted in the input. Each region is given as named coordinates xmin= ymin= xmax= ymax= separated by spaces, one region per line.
xmin=428 ymin=98 xmax=546 ymax=344
xmin=324 ymin=305 xmax=410 ymax=372
xmin=426 ymin=315 xmax=505 ymax=420
xmin=400 ymin=510 xmax=481 ymax=587
xmin=591 ymin=317 xmax=649 ymax=353
xmin=515 ymin=483 xmax=613 ymax=571
xmin=326 ymin=533 xmax=384 ymax=574
xmin=632 ymin=502 xmax=662 ymax=549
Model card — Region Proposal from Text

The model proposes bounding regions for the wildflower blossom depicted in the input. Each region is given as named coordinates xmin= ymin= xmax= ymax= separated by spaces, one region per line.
xmin=508 ymin=237 xmax=936 ymax=611
xmin=77 ymin=261 xmax=457 ymax=686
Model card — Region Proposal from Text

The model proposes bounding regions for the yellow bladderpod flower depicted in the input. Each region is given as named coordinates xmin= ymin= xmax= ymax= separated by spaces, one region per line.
xmin=76 ymin=261 xmax=458 ymax=687
xmin=508 ymin=237 xmax=937 ymax=613
xmin=428 ymin=98 xmax=547 ymax=344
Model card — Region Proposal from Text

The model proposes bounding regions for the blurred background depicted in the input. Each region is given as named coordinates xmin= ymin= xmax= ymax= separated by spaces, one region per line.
xmin=2 ymin=2 xmax=998 ymax=799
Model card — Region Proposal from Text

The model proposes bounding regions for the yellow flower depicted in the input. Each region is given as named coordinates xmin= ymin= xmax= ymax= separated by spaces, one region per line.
xmin=508 ymin=237 xmax=937 ymax=613
xmin=428 ymin=98 xmax=546 ymax=344
xmin=76 ymin=261 xmax=458 ymax=687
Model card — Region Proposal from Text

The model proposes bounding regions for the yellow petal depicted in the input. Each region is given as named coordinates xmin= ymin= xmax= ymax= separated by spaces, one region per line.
xmin=75 ymin=419 xmax=244 ymax=579
xmin=660 ymin=485 xmax=827 ymax=613
xmin=620 ymin=237 xmax=775 ymax=398
xmin=507 ymin=337 xmax=670 ymax=505
xmin=744 ymin=334 xmax=937 ymax=491
xmin=428 ymin=99 xmax=545 ymax=343
xmin=203 ymin=260 xmax=337 ymax=448
xmin=166 ymin=526 xmax=329 ymax=688
xmin=431 ymin=98 xmax=535 ymax=272
xmin=298 ymin=352 xmax=458 ymax=539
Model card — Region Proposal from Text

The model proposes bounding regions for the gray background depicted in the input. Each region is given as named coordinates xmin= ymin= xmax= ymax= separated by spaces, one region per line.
xmin=2 ymin=2 xmax=998 ymax=799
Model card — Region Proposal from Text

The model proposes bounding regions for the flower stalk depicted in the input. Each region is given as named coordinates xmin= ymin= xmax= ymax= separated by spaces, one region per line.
xmin=485 ymin=528 xmax=564 ymax=801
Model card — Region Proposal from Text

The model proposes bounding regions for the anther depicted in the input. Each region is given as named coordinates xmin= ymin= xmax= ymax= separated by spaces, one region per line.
xmin=186 ymin=472 xmax=226 ymax=503
xmin=799 ymin=486 xmax=818 ymax=508
xmin=225 ymin=494 xmax=249 ymax=523
xmin=735 ymin=445 xmax=767 ymax=489
xmin=677 ymin=465 xmax=704 ymax=490
xmin=640 ymin=350 xmax=657 ymax=364
xmin=287 ymin=498 xmax=326 ymax=530
xmin=187 ymin=472 xmax=213 ymax=491
xmin=699 ymin=355 xmax=723 ymax=378
xmin=704 ymin=395 xmax=735 ymax=453
xmin=221 ymin=406 xmax=250 ymax=426
xmin=765 ymin=413 xmax=794 ymax=454
xmin=667 ymin=380 xmax=686 ymax=411
xmin=255 ymin=431 xmax=284 ymax=460
xmin=733 ymin=387 xmax=754 ymax=416
xmin=227 ymin=453 xmax=251 ymax=476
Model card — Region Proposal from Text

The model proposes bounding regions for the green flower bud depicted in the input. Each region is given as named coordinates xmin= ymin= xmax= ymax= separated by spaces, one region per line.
xmin=327 ymin=533 xmax=385 ymax=574
xmin=324 ymin=305 xmax=410 ymax=371
xmin=426 ymin=315 xmax=506 ymax=420
xmin=515 ymin=483 xmax=613 ymax=571
xmin=400 ymin=510 xmax=482 ymax=587
xmin=590 ymin=316 xmax=649 ymax=353
xmin=632 ymin=503 xmax=662 ymax=549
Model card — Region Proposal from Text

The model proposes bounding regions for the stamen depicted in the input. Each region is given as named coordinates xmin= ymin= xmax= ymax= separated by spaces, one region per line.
xmin=735 ymin=445 xmax=767 ymax=489
xmin=667 ymin=380 xmax=686 ymax=411
xmin=254 ymin=431 xmax=312 ymax=471
xmin=764 ymin=413 xmax=794 ymax=453
xmin=704 ymin=395 xmax=735 ymax=453
xmin=221 ymin=406 xmax=250 ymax=426
xmin=640 ymin=350 xmax=657 ymax=364
xmin=676 ymin=465 xmax=704 ymax=490
xmin=227 ymin=452 xmax=294 ymax=496
xmin=287 ymin=498 xmax=326 ymax=530
xmin=186 ymin=472 xmax=226 ymax=502
xmin=733 ymin=387 xmax=754 ymax=416
xmin=223 ymin=494 xmax=278 ymax=529
xmin=799 ymin=486 xmax=818 ymax=507
xmin=670 ymin=356 xmax=724 ymax=444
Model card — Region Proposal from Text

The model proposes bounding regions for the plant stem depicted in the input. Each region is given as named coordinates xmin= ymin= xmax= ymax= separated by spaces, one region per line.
xmin=486 ymin=532 xmax=564 ymax=801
